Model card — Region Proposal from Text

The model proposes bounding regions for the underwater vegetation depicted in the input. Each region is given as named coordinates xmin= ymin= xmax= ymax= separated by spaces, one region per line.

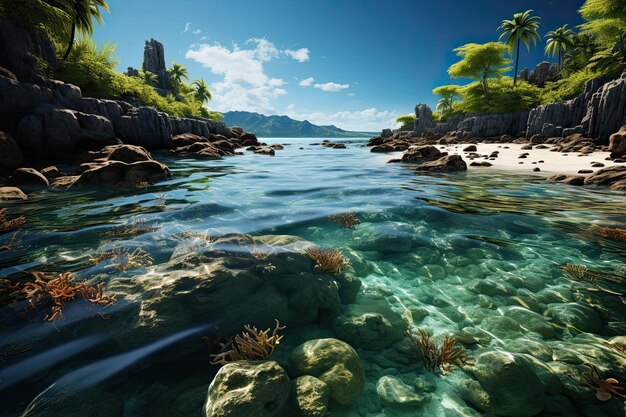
xmin=210 ymin=319 xmax=286 ymax=365
xmin=329 ymin=212 xmax=361 ymax=228
xmin=594 ymin=225 xmax=626 ymax=242
xmin=561 ymin=263 xmax=625 ymax=284
xmin=0 ymin=208 xmax=25 ymax=234
xmin=102 ymin=218 xmax=158 ymax=239
xmin=0 ymin=271 xmax=116 ymax=322
xmin=306 ymin=247 xmax=350 ymax=275
xmin=404 ymin=328 xmax=472 ymax=375
xmin=582 ymin=364 xmax=626 ymax=401
xmin=89 ymin=247 xmax=153 ymax=272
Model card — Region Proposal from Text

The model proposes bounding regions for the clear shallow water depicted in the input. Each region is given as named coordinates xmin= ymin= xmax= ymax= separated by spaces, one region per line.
xmin=0 ymin=138 xmax=625 ymax=416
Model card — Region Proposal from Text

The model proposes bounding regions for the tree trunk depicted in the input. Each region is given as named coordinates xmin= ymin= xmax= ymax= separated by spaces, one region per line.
xmin=62 ymin=22 xmax=76 ymax=60
xmin=513 ymin=39 xmax=520 ymax=86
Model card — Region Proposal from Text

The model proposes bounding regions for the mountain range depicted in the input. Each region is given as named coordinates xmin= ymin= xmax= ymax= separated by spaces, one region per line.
xmin=221 ymin=111 xmax=377 ymax=138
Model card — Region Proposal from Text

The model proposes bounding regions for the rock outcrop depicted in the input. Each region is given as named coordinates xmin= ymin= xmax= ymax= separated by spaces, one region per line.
xmin=142 ymin=39 xmax=171 ymax=91
xmin=205 ymin=361 xmax=292 ymax=417
xmin=0 ymin=18 xmax=57 ymax=82
xmin=289 ymin=338 xmax=365 ymax=406
xmin=609 ymin=125 xmax=626 ymax=158
xmin=0 ymin=131 xmax=23 ymax=172
xmin=412 ymin=104 xmax=436 ymax=135
xmin=457 ymin=111 xmax=528 ymax=138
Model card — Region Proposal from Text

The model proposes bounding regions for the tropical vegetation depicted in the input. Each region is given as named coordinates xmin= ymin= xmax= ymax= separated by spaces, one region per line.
xmin=427 ymin=0 xmax=626 ymax=123
xmin=395 ymin=114 xmax=416 ymax=131
xmin=0 ymin=0 xmax=220 ymax=120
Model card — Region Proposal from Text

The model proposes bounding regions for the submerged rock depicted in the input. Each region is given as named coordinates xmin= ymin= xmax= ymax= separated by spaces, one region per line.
xmin=415 ymin=154 xmax=467 ymax=171
xmin=545 ymin=303 xmax=602 ymax=334
xmin=376 ymin=376 xmax=431 ymax=408
xmin=289 ymin=338 xmax=365 ymax=406
xmin=333 ymin=312 xmax=395 ymax=350
xmin=0 ymin=186 xmax=27 ymax=200
xmin=70 ymin=160 xmax=171 ymax=189
xmin=6 ymin=167 xmax=49 ymax=187
xmin=205 ymin=361 xmax=291 ymax=417
xmin=291 ymin=376 xmax=329 ymax=417
xmin=462 ymin=351 xmax=545 ymax=417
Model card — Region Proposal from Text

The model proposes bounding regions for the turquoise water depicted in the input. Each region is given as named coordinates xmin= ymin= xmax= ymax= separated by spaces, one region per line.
xmin=1 ymin=138 xmax=625 ymax=416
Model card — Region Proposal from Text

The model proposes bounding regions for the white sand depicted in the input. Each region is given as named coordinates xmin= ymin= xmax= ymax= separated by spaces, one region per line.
xmin=441 ymin=143 xmax=623 ymax=175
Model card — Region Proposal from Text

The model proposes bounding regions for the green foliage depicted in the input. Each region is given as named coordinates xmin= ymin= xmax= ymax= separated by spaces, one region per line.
xmin=545 ymin=25 xmax=576 ymax=68
xmin=192 ymin=79 xmax=212 ymax=103
xmin=55 ymin=37 xmax=220 ymax=120
xmin=137 ymin=70 xmax=158 ymax=86
xmin=541 ymin=68 xmax=600 ymax=103
xmin=168 ymin=61 xmax=189 ymax=87
xmin=433 ymin=85 xmax=460 ymax=114
xmin=395 ymin=114 xmax=416 ymax=131
xmin=498 ymin=9 xmax=541 ymax=84
xmin=448 ymin=42 xmax=511 ymax=93
xmin=579 ymin=0 xmax=626 ymax=71
xmin=0 ymin=0 xmax=71 ymax=40
xmin=452 ymin=77 xmax=542 ymax=114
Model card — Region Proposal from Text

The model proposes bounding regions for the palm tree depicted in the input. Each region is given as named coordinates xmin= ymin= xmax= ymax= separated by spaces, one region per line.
xmin=138 ymin=71 xmax=158 ymax=87
xmin=60 ymin=0 xmax=110 ymax=60
xmin=168 ymin=61 xmax=189 ymax=85
xmin=192 ymin=79 xmax=212 ymax=103
xmin=545 ymin=24 xmax=576 ymax=70
xmin=436 ymin=96 xmax=454 ymax=113
xmin=498 ymin=10 xmax=541 ymax=85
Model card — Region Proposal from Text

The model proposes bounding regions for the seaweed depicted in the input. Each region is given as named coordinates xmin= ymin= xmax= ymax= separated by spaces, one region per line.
xmin=404 ymin=328 xmax=472 ymax=375
xmin=594 ymin=226 xmax=626 ymax=242
xmin=329 ymin=212 xmax=361 ymax=228
xmin=561 ymin=263 xmax=624 ymax=284
xmin=0 ymin=208 xmax=25 ymax=235
xmin=102 ymin=218 xmax=157 ymax=238
xmin=210 ymin=319 xmax=285 ymax=365
xmin=89 ymin=247 xmax=153 ymax=271
xmin=306 ymin=247 xmax=350 ymax=275
xmin=582 ymin=364 xmax=626 ymax=401
xmin=3 ymin=272 xmax=116 ymax=322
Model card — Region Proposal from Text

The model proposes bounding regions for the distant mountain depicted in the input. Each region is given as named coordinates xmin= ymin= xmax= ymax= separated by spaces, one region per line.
xmin=221 ymin=111 xmax=377 ymax=138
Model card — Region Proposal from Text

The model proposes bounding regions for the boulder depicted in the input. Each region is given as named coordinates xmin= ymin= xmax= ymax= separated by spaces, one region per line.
xmin=204 ymin=361 xmax=291 ymax=417
xmin=545 ymin=303 xmax=602 ymax=334
xmin=381 ymin=128 xmax=393 ymax=138
xmin=332 ymin=313 xmax=396 ymax=350
xmin=291 ymin=376 xmax=329 ymax=417
xmin=79 ymin=144 xmax=154 ymax=166
xmin=463 ymin=351 xmax=545 ymax=417
xmin=173 ymin=142 xmax=224 ymax=159
xmin=172 ymin=133 xmax=209 ymax=148
xmin=401 ymin=145 xmax=441 ymax=163
xmin=463 ymin=144 xmax=477 ymax=152
xmin=70 ymin=160 xmax=171 ymax=188
xmin=415 ymin=155 xmax=467 ymax=171
xmin=376 ymin=376 xmax=431 ymax=408
xmin=0 ymin=186 xmax=27 ymax=200
xmin=608 ymin=126 xmax=626 ymax=158
xmin=254 ymin=147 xmax=276 ymax=156
xmin=289 ymin=338 xmax=365 ymax=406
xmin=6 ymin=167 xmax=49 ymax=187
xmin=584 ymin=166 xmax=626 ymax=189
xmin=0 ymin=131 xmax=23 ymax=172
xmin=547 ymin=174 xmax=585 ymax=186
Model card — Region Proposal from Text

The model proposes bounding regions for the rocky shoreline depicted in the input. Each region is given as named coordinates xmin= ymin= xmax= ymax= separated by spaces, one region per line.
xmin=368 ymin=79 xmax=626 ymax=191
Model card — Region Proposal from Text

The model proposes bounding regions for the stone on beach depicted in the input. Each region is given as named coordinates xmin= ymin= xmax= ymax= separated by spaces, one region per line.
xmin=6 ymin=167 xmax=49 ymax=187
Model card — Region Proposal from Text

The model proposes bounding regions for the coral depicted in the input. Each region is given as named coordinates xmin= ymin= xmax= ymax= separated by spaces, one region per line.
xmin=6 ymin=272 xmax=116 ymax=322
xmin=89 ymin=247 xmax=153 ymax=271
xmin=595 ymin=226 xmax=626 ymax=242
xmin=561 ymin=263 xmax=624 ymax=284
xmin=0 ymin=232 xmax=26 ymax=252
xmin=404 ymin=328 xmax=472 ymax=375
xmin=210 ymin=319 xmax=285 ymax=365
xmin=0 ymin=208 xmax=25 ymax=234
xmin=306 ymin=247 xmax=350 ymax=275
xmin=103 ymin=218 xmax=158 ymax=238
xmin=329 ymin=213 xmax=361 ymax=228
xmin=582 ymin=364 xmax=626 ymax=401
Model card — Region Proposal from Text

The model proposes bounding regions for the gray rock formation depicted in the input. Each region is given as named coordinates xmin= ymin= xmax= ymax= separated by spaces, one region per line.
xmin=583 ymin=71 xmax=626 ymax=144
xmin=0 ymin=18 xmax=56 ymax=82
xmin=519 ymin=68 xmax=529 ymax=82
xmin=526 ymin=76 xmax=608 ymax=139
xmin=0 ymin=72 xmax=234 ymax=157
xmin=528 ymin=61 xmax=551 ymax=86
xmin=143 ymin=39 xmax=171 ymax=90
xmin=457 ymin=112 xmax=528 ymax=138
xmin=412 ymin=104 xmax=436 ymax=134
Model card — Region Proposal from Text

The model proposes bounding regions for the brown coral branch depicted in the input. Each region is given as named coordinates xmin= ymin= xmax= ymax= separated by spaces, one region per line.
xmin=210 ymin=319 xmax=286 ymax=365
xmin=404 ymin=328 xmax=472 ymax=375
xmin=0 ymin=208 xmax=25 ymax=234
xmin=594 ymin=226 xmax=626 ymax=242
xmin=306 ymin=247 xmax=350 ymax=275
xmin=329 ymin=213 xmax=361 ymax=228
xmin=582 ymin=363 xmax=626 ymax=401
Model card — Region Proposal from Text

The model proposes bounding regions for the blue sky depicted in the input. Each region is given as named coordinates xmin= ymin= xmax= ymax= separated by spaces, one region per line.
xmin=93 ymin=0 xmax=585 ymax=131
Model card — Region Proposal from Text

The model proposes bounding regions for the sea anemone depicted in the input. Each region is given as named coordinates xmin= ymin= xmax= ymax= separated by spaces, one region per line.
xmin=306 ymin=247 xmax=350 ymax=275
xmin=210 ymin=319 xmax=285 ymax=365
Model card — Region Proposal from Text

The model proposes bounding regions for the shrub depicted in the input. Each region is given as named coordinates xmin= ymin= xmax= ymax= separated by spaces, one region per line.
xmin=395 ymin=114 xmax=416 ymax=131
xmin=541 ymin=68 xmax=599 ymax=103
xmin=453 ymin=77 xmax=542 ymax=114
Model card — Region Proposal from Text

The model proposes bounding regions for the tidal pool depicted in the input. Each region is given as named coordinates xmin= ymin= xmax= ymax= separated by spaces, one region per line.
xmin=0 ymin=138 xmax=625 ymax=417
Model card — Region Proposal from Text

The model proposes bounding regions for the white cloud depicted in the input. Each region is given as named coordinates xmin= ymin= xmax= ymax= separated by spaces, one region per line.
xmin=182 ymin=22 xmax=191 ymax=33
xmin=186 ymin=39 xmax=288 ymax=113
xmin=193 ymin=29 xmax=202 ymax=35
xmin=298 ymin=77 xmax=315 ymax=87
xmin=286 ymin=105 xmax=399 ymax=132
xmin=200 ymin=36 xmax=208 ymax=41
xmin=313 ymin=82 xmax=350 ymax=92
xmin=284 ymin=48 xmax=310 ymax=62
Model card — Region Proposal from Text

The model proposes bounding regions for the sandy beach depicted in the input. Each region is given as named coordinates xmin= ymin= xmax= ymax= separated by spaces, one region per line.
xmin=439 ymin=143 xmax=621 ymax=175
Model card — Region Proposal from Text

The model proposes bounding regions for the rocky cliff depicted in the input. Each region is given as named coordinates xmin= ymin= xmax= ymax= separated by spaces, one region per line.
xmin=0 ymin=18 xmax=56 ymax=82
xmin=142 ymin=38 xmax=172 ymax=91
xmin=411 ymin=70 xmax=626 ymax=143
